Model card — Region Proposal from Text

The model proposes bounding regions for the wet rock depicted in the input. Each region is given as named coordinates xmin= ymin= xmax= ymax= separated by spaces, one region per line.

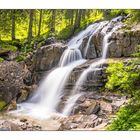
xmin=77 ymin=95 xmax=86 ymax=103
xmin=17 ymin=84 xmax=37 ymax=103
xmin=17 ymin=89 xmax=29 ymax=103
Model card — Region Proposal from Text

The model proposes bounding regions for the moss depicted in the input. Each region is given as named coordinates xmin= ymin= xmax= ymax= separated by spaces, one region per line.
xmin=0 ymin=44 xmax=17 ymax=52
xmin=37 ymin=41 xmax=46 ymax=48
xmin=16 ymin=55 xmax=26 ymax=62
xmin=0 ymin=57 xmax=4 ymax=62
xmin=0 ymin=100 xmax=6 ymax=111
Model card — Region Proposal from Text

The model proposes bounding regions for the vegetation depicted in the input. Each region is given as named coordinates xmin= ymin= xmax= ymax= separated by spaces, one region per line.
xmin=0 ymin=9 xmax=103 ymax=41
xmin=106 ymin=47 xmax=140 ymax=130
xmin=0 ymin=9 xmax=140 ymax=60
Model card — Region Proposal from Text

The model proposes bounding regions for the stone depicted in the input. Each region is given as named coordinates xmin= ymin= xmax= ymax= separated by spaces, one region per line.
xmin=17 ymin=85 xmax=37 ymax=103
xmin=79 ymin=24 xmax=140 ymax=59
xmin=112 ymin=99 xmax=126 ymax=108
xmin=0 ymin=121 xmax=21 ymax=131
xmin=80 ymin=100 xmax=92 ymax=108
xmin=0 ymin=61 xmax=30 ymax=104
xmin=92 ymin=122 xmax=108 ymax=130
xmin=20 ymin=118 xmax=28 ymax=123
xmin=77 ymin=95 xmax=86 ymax=103
xmin=86 ymin=101 xmax=100 ymax=115
xmin=100 ymin=101 xmax=113 ymax=113
xmin=103 ymin=96 xmax=113 ymax=103
xmin=7 ymin=98 xmax=17 ymax=111
xmin=28 ymin=43 xmax=66 ymax=83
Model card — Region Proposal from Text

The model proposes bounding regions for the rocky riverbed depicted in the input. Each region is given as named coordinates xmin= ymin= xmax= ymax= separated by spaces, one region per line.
xmin=0 ymin=90 xmax=128 ymax=131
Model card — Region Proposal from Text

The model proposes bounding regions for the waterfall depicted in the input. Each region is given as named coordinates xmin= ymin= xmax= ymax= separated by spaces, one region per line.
xmin=62 ymin=93 xmax=82 ymax=116
xmin=83 ymin=21 xmax=109 ymax=58
xmin=62 ymin=20 xmax=122 ymax=116
xmin=59 ymin=48 xmax=82 ymax=67
xmin=9 ymin=16 xmax=124 ymax=119
xmin=10 ymin=21 xmax=103 ymax=119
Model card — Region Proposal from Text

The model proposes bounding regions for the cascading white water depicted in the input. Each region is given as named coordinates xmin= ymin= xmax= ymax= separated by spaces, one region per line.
xmin=59 ymin=48 xmax=82 ymax=67
xmin=10 ymin=21 xmax=103 ymax=119
xmin=62 ymin=93 xmax=82 ymax=116
xmin=14 ymin=60 xmax=86 ymax=119
xmin=83 ymin=21 xmax=109 ymax=58
xmin=67 ymin=23 xmax=100 ymax=49
xmin=62 ymin=20 xmax=123 ymax=116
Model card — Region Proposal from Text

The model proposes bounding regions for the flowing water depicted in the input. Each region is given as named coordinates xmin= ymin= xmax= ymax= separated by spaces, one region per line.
xmin=83 ymin=21 xmax=109 ymax=58
xmin=10 ymin=17 xmax=123 ymax=119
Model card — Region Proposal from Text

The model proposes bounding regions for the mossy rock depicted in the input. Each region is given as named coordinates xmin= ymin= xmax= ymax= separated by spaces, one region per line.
xmin=0 ymin=57 xmax=4 ymax=62
xmin=0 ymin=44 xmax=17 ymax=52
xmin=0 ymin=100 xmax=6 ymax=111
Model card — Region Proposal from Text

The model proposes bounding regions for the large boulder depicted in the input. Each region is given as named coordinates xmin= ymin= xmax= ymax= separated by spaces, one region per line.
xmin=0 ymin=61 xmax=31 ymax=105
xmin=32 ymin=43 xmax=66 ymax=71
xmin=108 ymin=29 xmax=140 ymax=57
xmin=25 ymin=43 xmax=66 ymax=83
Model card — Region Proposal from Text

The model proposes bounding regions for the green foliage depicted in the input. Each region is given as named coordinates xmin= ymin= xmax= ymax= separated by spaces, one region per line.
xmin=106 ymin=62 xmax=140 ymax=94
xmin=129 ymin=10 xmax=140 ymax=23
xmin=108 ymin=98 xmax=140 ymax=130
xmin=0 ymin=44 xmax=17 ymax=52
xmin=106 ymin=47 xmax=140 ymax=130
xmin=104 ymin=10 xmax=131 ymax=20
xmin=57 ymin=25 xmax=74 ymax=40
xmin=16 ymin=55 xmax=26 ymax=62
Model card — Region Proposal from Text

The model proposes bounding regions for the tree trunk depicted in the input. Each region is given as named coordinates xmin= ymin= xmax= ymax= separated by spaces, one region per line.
xmin=11 ymin=10 xmax=16 ymax=41
xmin=73 ymin=9 xmax=82 ymax=31
xmin=28 ymin=9 xmax=34 ymax=43
xmin=50 ymin=10 xmax=56 ymax=33
xmin=38 ymin=9 xmax=42 ymax=36
xmin=34 ymin=10 xmax=37 ymax=36
xmin=70 ymin=10 xmax=74 ymax=26
xmin=81 ymin=9 xmax=86 ymax=20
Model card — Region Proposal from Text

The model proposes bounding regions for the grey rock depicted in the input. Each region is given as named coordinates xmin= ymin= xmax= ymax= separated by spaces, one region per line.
xmin=86 ymin=101 xmax=100 ymax=115
xmin=0 ymin=61 xmax=30 ymax=104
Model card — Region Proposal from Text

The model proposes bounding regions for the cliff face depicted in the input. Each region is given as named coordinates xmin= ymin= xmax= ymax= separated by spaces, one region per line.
xmin=80 ymin=26 xmax=140 ymax=59
xmin=67 ymin=26 xmax=140 ymax=88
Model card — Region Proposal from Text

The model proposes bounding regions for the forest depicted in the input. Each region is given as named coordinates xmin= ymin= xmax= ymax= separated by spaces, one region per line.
xmin=0 ymin=9 xmax=140 ymax=131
